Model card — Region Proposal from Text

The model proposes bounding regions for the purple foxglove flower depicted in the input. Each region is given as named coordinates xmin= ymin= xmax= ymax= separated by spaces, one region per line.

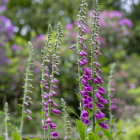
xmin=53 ymin=102 xmax=58 ymax=107
xmin=53 ymin=85 xmax=58 ymax=89
xmin=84 ymin=96 xmax=88 ymax=99
xmin=97 ymin=102 xmax=104 ymax=109
xmin=28 ymin=116 xmax=32 ymax=120
xmin=69 ymin=46 xmax=75 ymax=49
xmin=97 ymin=75 xmax=102 ymax=81
xmin=99 ymin=98 xmax=108 ymax=104
xmin=46 ymin=117 xmax=52 ymax=124
xmin=51 ymin=132 xmax=59 ymax=138
xmin=111 ymin=104 xmax=117 ymax=110
xmin=84 ymin=68 xmax=92 ymax=75
xmin=52 ymin=78 xmax=58 ymax=83
xmin=48 ymin=99 xmax=53 ymax=103
xmin=79 ymin=51 xmax=84 ymax=56
xmin=45 ymin=113 xmax=49 ymax=117
xmin=52 ymin=91 xmax=57 ymax=96
xmin=50 ymin=123 xmax=57 ymax=129
xmin=95 ymin=50 xmax=102 ymax=56
xmin=112 ymin=99 xmax=117 ymax=104
xmin=43 ymin=79 xmax=47 ymax=82
xmin=82 ymin=78 xmax=89 ymax=85
xmin=83 ymin=51 xmax=87 ymax=56
xmin=100 ymin=122 xmax=109 ymax=130
xmin=83 ymin=45 xmax=87 ymax=50
xmin=88 ymin=97 xmax=92 ymax=102
xmin=27 ymin=109 xmax=32 ymax=114
xmin=82 ymin=58 xmax=88 ymax=65
xmin=44 ymin=94 xmax=49 ymax=99
xmin=84 ymin=74 xmax=92 ymax=80
xmin=50 ymin=93 xmax=54 ymax=97
xmin=42 ymin=125 xmax=48 ymax=130
xmin=83 ymin=119 xmax=90 ymax=126
xmin=98 ymin=68 xmax=103 ymax=73
xmin=98 ymin=90 xmax=106 ymax=95
xmin=95 ymin=62 xmax=101 ymax=67
xmin=52 ymin=109 xmax=61 ymax=114
xmin=96 ymin=92 xmax=102 ymax=100
xmin=45 ymin=86 xmax=49 ymax=90
xmin=25 ymin=102 xmax=29 ymax=106
xmin=88 ymin=103 xmax=93 ymax=109
xmin=99 ymin=86 xmax=106 ymax=94
xmin=93 ymin=78 xmax=99 ymax=83
xmin=84 ymin=85 xmax=92 ymax=93
xmin=45 ymin=107 xmax=49 ymax=112
xmin=95 ymin=111 xmax=105 ymax=120
xmin=82 ymin=99 xmax=89 ymax=106
xmin=79 ymin=36 xmax=86 ymax=41
xmin=99 ymin=79 xmax=104 ymax=84
xmin=80 ymin=60 xmax=85 ymax=66
xmin=44 ymin=102 xmax=48 ymax=107
xmin=81 ymin=109 xmax=89 ymax=119
xmin=81 ymin=90 xmax=89 ymax=96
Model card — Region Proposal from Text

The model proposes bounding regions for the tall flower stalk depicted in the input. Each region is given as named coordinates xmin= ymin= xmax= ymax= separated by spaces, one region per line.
xmin=4 ymin=102 xmax=9 ymax=140
xmin=90 ymin=0 xmax=109 ymax=131
xmin=70 ymin=0 xmax=109 ymax=132
xmin=19 ymin=42 xmax=34 ymax=136
xmin=40 ymin=22 xmax=63 ymax=140
xmin=61 ymin=98 xmax=72 ymax=140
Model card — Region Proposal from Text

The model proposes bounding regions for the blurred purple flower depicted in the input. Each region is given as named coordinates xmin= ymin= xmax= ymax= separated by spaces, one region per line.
xmin=119 ymin=18 xmax=133 ymax=28
xmin=2 ymin=0 xmax=9 ymax=5
xmin=110 ymin=10 xmax=123 ymax=18
xmin=12 ymin=44 xmax=19 ymax=50
xmin=33 ymin=34 xmax=46 ymax=49
xmin=0 ymin=5 xmax=6 ymax=12
xmin=74 ymin=20 xmax=78 ymax=26
xmin=89 ymin=9 xmax=94 ymax=17
xmin=66 ymin=23 xmax=73 ymax=30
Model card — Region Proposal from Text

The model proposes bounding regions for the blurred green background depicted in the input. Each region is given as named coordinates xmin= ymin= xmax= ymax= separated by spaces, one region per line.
xmin=0 ymin=0 xmax=140 ymax=139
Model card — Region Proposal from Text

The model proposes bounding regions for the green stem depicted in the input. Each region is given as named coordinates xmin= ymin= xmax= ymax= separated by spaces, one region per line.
xmin=4 ymin=104 xmax=8 ymax=140
xmin=19 ymin=66 xmax=29 ymax=136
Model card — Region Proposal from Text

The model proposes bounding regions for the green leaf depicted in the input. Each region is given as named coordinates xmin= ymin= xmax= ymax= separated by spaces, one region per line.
xmin=101 ymin=128 xmax=112 ymax=140
xmin=88 ymin=133 xmax=99 ymax=140
xmin=24 ymin=138 xmax=41 ymax=140
xmin=0 ymin=111 xmax=5 ymax=115
xmin=76 ymin=92 xmax=82 ymax=101
xmin=69 ymin=108 xmax=79 ymax=118
xmin=12 ymin=132 xmax=21 ymax=140
xmin=76 ymin=119 xmax=87 ymax=140
xmin=115 ymin=130 xmax=126 ymax=138
xmin=0 ymin=136 xmax=5 ymax=140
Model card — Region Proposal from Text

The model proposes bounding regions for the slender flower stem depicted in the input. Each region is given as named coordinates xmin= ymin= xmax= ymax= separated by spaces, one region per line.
xmin=41 ymin=70 xmax=47 ymax=140
xmin=19 ymin=68 xmax=28 ymax=136
xmin=4 ymin=102 xmax=9 ymax=140
xmin=19 ymin=42 xmax=34 ymax=137
xmin=76 ymin=28 xmax=83 ymax=117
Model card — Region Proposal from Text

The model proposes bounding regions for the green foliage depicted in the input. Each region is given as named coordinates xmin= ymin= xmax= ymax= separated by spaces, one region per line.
xmin=76 ymin=120 xmax=87 ymax=140
xmin=0 ymin=136 xmax=5 ymax=140
xmin=12 ymin=132 xmax=21 ymax=140
xmin=88 ymin=133 xmax=99 ymax=140
xmin=101 ymin=128 xmax=112 ymax=140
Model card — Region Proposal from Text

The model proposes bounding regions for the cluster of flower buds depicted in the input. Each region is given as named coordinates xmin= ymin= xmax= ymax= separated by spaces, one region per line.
xmin=20 ymin=42 xmax=34 ymax=136
xmin=61 ymin=98 xmax=72 ymax=139
xmin=91 ymin=0 xmax=108 ymax=129
xmin=41 ymin=23 xmax=63 ymax=139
